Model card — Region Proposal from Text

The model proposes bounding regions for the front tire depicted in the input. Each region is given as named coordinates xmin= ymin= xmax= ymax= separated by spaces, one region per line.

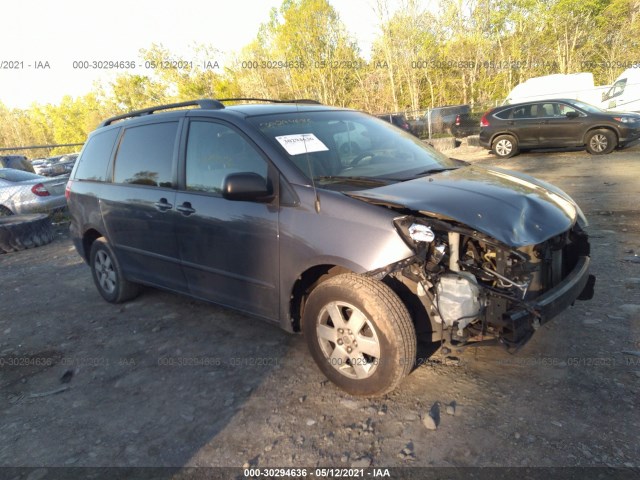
xmin=585 ymin=129 xmax=616 ymax=154
xmin=302 ymin=273 xmax=416 ymax=396
xmin=492 ymin=134 xmax=518 ymax=158
xmin=90 ymin=238 xmax=139 ymax=303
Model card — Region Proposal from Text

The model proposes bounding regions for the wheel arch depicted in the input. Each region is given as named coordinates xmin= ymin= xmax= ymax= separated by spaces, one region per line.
xmin=289 ymin=264 xmax=353 ymax=332
xmin=490 ymin=131 xmax=519 ymax=146
xmin=81 ymin=228 xmax=105 ymax=263
xmin=288 ymin=263 xmax=421 ymax=334
xmin=583 ymin=126 xmax=618 ymax=145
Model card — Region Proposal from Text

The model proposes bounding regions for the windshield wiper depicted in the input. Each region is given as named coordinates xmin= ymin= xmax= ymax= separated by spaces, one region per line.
xmin=315 ymin=176 xmax=392 ymax=186
xmin=415 ymin=167 xmax=458 ymax=176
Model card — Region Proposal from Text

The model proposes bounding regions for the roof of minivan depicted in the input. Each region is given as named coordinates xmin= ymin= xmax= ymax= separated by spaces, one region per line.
xmin=223 ymin=103 xmax=348 ymax=116
xmin=96 ymin=102 xmax=353 ymax=130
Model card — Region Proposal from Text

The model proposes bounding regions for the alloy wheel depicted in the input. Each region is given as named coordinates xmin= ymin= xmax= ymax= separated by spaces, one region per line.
xmin=95 ymin=250 xmax=117 ymax=294
xmin=495 ymin=139 xmax=513 ymax=156
xmin=589 ymin=134 xmax=608 ymax=153
xmin=316 ymin=301 xmax=381 ymax=380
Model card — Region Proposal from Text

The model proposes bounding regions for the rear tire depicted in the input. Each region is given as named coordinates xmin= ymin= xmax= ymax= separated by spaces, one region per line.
xmin=302 ymin=273 xmax=416 ymax=396
xmin=585 ymin=129 xmax=616 ymax=155
xmin=492 ymin=135 xmax=518 ymax=158
xmin=89 ymin=238 xmax=139 ymax=303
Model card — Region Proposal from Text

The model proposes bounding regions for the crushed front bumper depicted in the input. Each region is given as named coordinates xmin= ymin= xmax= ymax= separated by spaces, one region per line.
xmin=502 ymin=256 xmax=596 ymax=331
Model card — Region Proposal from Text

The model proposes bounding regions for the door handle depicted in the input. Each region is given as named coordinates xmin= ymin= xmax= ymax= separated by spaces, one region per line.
xmin=154 ymin=198 xmax=173 ymax=211
xmin=177 ymin=202 xmax=196 ymax=216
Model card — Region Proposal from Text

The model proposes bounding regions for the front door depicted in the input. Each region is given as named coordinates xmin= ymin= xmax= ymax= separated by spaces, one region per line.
xmin=174 ymin=119 xmax=280 ymax=320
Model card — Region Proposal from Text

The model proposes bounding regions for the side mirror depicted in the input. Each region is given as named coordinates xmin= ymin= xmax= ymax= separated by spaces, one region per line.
xmin=601 ymin=92 xmax=607 ymax=102
xmin=566 ymin=111 xmax=579 ymax=118
xmin=222 ymin=172 xmax=274 ymax=202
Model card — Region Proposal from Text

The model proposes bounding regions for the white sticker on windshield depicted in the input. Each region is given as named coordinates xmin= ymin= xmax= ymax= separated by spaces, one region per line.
xmin=275 ymin=134 xmax=329 ymax=156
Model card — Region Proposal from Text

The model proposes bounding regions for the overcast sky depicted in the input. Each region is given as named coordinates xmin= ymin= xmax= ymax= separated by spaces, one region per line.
xmin=0 ymin=0 xmax=400 ymax=108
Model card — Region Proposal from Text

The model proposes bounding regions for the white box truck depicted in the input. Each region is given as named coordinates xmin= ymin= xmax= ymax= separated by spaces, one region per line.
xmin=504 ymin=72 xmax=609 ymax=105
xmin=600 ymin=67 xmax=640 ymax=113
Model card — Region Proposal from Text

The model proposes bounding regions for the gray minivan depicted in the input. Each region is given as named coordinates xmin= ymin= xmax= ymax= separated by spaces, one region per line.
xmin=66 ymin=99 xmax=595 ymax=396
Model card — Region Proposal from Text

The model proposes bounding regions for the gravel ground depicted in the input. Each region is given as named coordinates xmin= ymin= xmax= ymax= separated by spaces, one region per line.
xmin=1 ymin=143 xmax=639 ymax=477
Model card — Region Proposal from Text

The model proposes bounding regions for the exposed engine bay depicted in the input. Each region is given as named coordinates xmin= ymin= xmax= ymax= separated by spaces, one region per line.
xmin=369 ymin=215 xmax=595 ymax=350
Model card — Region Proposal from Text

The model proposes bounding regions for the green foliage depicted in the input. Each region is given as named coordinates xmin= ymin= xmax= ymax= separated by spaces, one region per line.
xmin=3 ymin=0 xmax=640 ymax=155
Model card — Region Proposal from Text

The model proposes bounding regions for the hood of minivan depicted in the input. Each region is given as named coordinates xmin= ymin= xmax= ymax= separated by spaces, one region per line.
xmin=347 ymin=166 xmax=580 ymax=247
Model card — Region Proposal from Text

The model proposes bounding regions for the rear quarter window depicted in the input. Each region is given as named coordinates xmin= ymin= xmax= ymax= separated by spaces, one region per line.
xmin=494 ymin=108 xmax=513 ymax=120
xmin=74 ymin=128 xmax=120 ymax=182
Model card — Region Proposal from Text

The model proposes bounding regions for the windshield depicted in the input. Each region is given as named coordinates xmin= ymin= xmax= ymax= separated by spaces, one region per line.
xmin=249 ymin=111 xmax=459 ymax=188
xmin=566 ymin=99 xmax=603 ymax=114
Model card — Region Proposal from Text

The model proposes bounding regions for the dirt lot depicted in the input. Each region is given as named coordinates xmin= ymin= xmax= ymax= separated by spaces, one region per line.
xmin=1 ymin=144 xmax=639 ymax=475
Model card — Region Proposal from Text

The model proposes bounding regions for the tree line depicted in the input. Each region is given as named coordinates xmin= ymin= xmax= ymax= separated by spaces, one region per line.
xmin=1 ymin=0 xmax=639 ymax=157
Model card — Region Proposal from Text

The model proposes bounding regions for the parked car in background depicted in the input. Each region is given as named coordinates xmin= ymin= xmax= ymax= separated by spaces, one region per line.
xmin=449 ymin=111 xmax=482 ymax=138
xmin=479 ymin=98 xmax=640 ymax=158
xmin=410 ymin=105 xmax=471 ymax=137
xmin=600 ymin=67 xmax=640 ymax=113
xmin=67 ymin=98 xmax=594 ymax=396
xmin=0 ymin=168 xmax=67 ymax=216
xmin=0 ymin=155 xmax=35 ymax=173
xmin=35 ymin=154 xmax=77 ymax=177
xmin=31 ymin=158 xmax=48 ymax=175
xmin=504 ymin=73 xmax=608 ymax=106
xmin=375 ymin=113 xmax=412 ymax=133
xmin=57 ymin=153 xmax=79 ymax=175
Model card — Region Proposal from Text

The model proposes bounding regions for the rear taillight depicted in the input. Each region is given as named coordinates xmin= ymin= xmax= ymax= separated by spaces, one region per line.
xmin=65 ymin=180 xmax=72 ymax=200
xmin=480 ymin=112 xmax=490 ymax=127
xmin=31 ymin=183 xmax=50 ymax=197
xmin=455 ymin=114 xmax=461 ymax=126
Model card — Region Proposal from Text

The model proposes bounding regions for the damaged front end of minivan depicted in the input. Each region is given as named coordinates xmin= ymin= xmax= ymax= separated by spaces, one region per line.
xmin=352 ymin=168 xmax=596 ymax=350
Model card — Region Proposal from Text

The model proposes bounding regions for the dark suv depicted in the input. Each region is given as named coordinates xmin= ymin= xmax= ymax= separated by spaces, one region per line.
xmin=67 ymin=99 xmax=595 ymax=396
xmin=479 ymin=98 xmax=640 ymax=158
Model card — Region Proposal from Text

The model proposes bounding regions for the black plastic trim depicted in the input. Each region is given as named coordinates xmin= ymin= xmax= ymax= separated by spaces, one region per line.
xmin=503 ymin=256 xmax=593 ymax=325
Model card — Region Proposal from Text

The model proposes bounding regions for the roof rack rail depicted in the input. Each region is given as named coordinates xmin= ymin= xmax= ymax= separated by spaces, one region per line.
xmin=217 ymin=98 xmax=322 ymax=105
xmin=98 ymin=99 xmax=225 ymax=127
xmin=98 ymin=98 xmax=323 ymax=128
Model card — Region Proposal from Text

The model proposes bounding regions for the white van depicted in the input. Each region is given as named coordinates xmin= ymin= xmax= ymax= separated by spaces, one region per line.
xmin=504 ymin=73 xmax=608 ymax=105
xmin=600 ymin=67 xmax=640 ymax=113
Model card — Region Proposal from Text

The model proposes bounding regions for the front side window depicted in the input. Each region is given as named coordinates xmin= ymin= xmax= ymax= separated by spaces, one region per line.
xmin=113 ymin=122 xmax=178 ymax=188
xmin=556 ymin=103 xmax=580 ymax=116
xmin=185 ymin=121 xmax=268 ymax=195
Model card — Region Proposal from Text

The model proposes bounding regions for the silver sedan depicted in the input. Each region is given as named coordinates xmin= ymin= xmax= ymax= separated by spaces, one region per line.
xmin=0 ymin=168 xmax=67 ymax=216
